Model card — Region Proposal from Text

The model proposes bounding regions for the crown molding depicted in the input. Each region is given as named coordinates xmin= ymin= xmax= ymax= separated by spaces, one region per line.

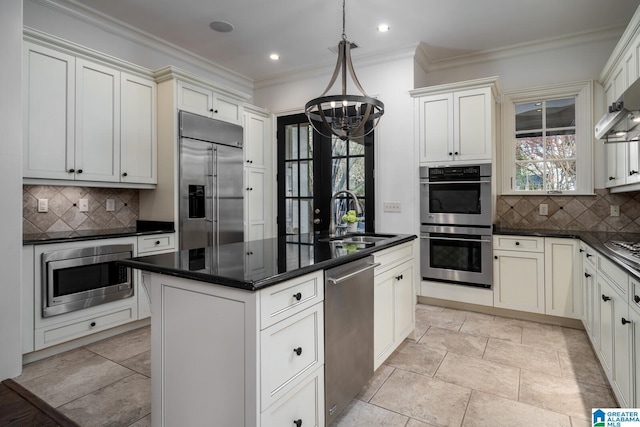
xmin=153 ymin=66 xmax=251 ymax=101
xmin=253 ymin=43 xmax=420 ymax=90
xmin=32 ymin=0 xmax=254 ymax=92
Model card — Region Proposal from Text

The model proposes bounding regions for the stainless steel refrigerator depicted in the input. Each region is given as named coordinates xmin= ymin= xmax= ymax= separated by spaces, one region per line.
xmin=179 ymin=111 xmax=244 ymax=250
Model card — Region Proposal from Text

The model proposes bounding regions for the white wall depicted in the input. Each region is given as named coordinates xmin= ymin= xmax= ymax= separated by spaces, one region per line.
xmin=0 ymin=0 xmax=24 ymax=380
xmin=254 ymin=52 xmax=418 ymax=235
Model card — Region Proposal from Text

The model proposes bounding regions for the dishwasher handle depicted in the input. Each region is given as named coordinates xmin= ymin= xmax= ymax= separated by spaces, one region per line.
xmin=327 ymin=262 xmax=381 ymax=285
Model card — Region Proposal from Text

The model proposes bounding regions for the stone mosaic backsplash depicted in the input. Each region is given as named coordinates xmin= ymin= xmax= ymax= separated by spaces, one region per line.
xmin=23 ymin=185 xmax=139 ymax=234
xmin=495 ymin=188 xmax=640 ymax=232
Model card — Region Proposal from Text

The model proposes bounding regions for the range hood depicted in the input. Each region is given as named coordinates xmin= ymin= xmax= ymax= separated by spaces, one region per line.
xmin=595 ymin=77 xmax=640 ymax=143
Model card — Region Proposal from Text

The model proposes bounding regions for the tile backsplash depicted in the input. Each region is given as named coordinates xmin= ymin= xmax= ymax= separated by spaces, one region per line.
xmin=495 ymin=188 xmax=640 ymax=232
xmin=23 ymin=185 xmax=139 ymax=234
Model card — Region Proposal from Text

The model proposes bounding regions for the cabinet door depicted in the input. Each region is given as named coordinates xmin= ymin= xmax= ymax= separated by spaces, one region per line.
xmin=630 ymin=306 xmax=640 ymax=407
xmin=121 ymin=73 xmax=157 ymax=184
xmin=245 ymin=168 xmax=266 ymax=241
xmin=606 ymin=143 xmax=628 ymax=187
xmin=244 ymin=111 xmax=268 ymax=168
xmin=629 ymin=141 xmax=640 ymax=184
xmin=417 ymin=93 xmax=453 ymax=163
xmin=75 ymin=59 xmax=120 ymax=182
xmin=612 ymin=295 xmax=632 ymax=408
xmin=177 ymin=80 xmax=213 ymax=117
xmin=374 ymin=271 xmax=395 ymax=369
xmin=212 ymin=93 xmax=242 ymax=125
xmin=582 ymin=262 xmax=597 ymax=345
xmin=598 ymin=278 xmax=615 ymax=379
xmin=454 ymin=87 xmax=492 ymax=162
xmin=23 ymin=42 xmax=75 ymax=179
xmin=394 ymin=261 xmax=415 ymax=342
xmin=493 ymin=250 xmax=545 ymax=313
xmin=544 ymin=238 xmax=581 ymax=319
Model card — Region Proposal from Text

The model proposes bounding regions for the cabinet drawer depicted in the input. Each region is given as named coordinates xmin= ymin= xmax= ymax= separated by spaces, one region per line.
xmin=35 ymin=305 xmax=136 ymax=350
xmin=630 ymin=278 xmax=640 ymax=315
xmin=260 ymin=303 xmax=324 ymax=411
xmin=374 ymin=242 xmax=414 ymax=273
xmin=597 ymin=254 xmax=628 ymax=296
xmin=137 ymin=233 xmax=175 ymax=254
xmin=580 ymin=242 xmax=596 ymax=268
xmin=261 ymin=366 xmax=324 ymax=426
xmin=260 ymin=270 xmax=323 ymax=329
xmin=493 ymin=235 xmax=543 ymax=252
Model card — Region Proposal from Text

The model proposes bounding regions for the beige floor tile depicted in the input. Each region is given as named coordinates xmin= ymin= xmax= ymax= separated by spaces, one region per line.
xmin=415 ymin=307 xmax=468 ymax=332
xmin=558 ymin=349 xmax=608 ymax=387
xmin=418 ymin=327 xmax=488 ymax=359
xmin=462 ymin=390 xmax=571 ymax=427
xmin=128 ymin=414 xmax=151 ymax=427
xmin=370 ymin=369 xmax=471 ymax=427
xmin=385 ymin=341 xmax=447 ymax=377
xmin=519 ymin=369 xmax=617 ymax=420
xmin=329 ymin=399 xmax=409 ymax=427
xmin=459 ymin=317 xmax=523 ymax=342
xmin=407 ymin=419 xmax=438 ymax=427
xmin=416 ymin=304 xmax=446 ymax=313
xmin=15 ymin=348 xmax=97 ymax=383
xmin=553 ymin=326 xmax=593 ymax=353
xmin=570 ymin=417 xmax=591 ymax=427
xmin=434 ymin=352 xmax=520 ymax=400
xmin=483 ymin=338 xmax=561 ymax=376
xmin=443 ymin=308 xmax=496 ymax=321
xmin=357 ymin=364 xmax=395 ymax=402
xmin=120 ymin=350 xmax=151 ymax=378
xmin=19 ymin=353 xmax=135 ymax=407
xmin=58 ymin=373 xmax=151 ymax=426
xmin=84 ymin=326 xmax=150 ymax=362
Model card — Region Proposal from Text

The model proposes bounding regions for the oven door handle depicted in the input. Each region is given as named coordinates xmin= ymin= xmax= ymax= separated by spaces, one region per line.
xmin=420 ymin=235 xmax=492 ymax=244
xmin=420 ymin=180 xmax=491 ymax=185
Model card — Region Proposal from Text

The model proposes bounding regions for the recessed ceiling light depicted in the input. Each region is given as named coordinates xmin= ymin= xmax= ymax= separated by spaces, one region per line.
xmin=209 ymin=21 xmax=234 ymax=33
xmin=269 ymin=53 xmax=280 ymax=61
xmin=377 ymin=24 xmax=390 ymax=32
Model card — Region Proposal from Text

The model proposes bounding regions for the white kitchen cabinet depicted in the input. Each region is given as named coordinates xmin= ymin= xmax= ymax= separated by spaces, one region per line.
xmin=243 ymin=107 xmax=273 ymax=242
xmin=177 ymin=79 xmax=243 ymax=125
xmin=120 ymin=73 xmax=157 ymax=184
xmin=629 ymin=280 xmax=640 ymax=407
xmin=493 ymin=236 xmax=545 ymax=314
xmin=606 ymin=142 xmax=628 ymax=188
xmin=411 ymin=77 xmax=499 ymax=165
xmin=544 ymin=238 xmax=581 ymax=319
xmin=136 ymin=233 xmax=176 ymax=319
xmin=373 ymin=242 xmax=416 ymax=370
xmin=23 ymin=40 xmax=157 ymax=187
xmin=580 ymin=243 xmax=599 ymax=347
xmin=23 ymin=42 xmax=75 ymax=180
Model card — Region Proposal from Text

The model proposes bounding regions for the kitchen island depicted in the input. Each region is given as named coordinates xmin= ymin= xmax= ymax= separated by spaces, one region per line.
xmin=120 ymin=232 xmax=417 ymax=427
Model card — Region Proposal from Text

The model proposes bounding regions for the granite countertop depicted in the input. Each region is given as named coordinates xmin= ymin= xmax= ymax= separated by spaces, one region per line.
xmin=493 ymin=226 xmax=640 ymax=279
xmin=119 ymin=233 xmax=417 ymax=291
xmin=23 ymin=220 xmax=175 ymax=245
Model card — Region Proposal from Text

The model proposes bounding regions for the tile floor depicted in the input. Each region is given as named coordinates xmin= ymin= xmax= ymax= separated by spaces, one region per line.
xmin=12 ymin=304 xmax=617 ymax=427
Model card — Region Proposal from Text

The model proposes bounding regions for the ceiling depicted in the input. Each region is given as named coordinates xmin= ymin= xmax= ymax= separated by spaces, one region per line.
xmin=66 ymin=0 xmax=640 ymax=82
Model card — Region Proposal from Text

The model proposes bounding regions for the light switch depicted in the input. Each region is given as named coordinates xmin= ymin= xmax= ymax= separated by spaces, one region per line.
xmin=37 ymin=199 xmax=48 ymax=213
xmin=611 ymin=205 xmax=620 ymax=217
xmin=383 ymin=201 xmax=401 ymax=212
xmin=539 ymin=204 xmax=548 ymax=216
xmin=79 ymin=198 xmax=89 ymax=212
xmin=106 ymin=199 xmax=115 ymax=212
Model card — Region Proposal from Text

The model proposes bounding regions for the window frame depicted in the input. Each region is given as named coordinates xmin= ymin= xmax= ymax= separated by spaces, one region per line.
xmin=501 ymin=80 xmax=594 ymax=195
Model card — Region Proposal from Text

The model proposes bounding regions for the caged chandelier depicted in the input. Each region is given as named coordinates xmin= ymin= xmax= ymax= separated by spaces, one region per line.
xmin=304 ymin=0 xmax=384 ymax=141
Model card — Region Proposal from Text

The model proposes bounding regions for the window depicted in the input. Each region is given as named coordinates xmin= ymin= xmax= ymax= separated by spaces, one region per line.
xmin=502 ymin=81 xmax=593 ymax=195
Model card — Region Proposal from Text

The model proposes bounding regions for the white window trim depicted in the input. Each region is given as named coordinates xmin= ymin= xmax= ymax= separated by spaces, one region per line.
xmin=501 ymin=80 xmax=594 ymax=195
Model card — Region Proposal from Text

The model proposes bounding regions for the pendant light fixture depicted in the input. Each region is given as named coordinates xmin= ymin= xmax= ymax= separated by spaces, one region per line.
xmin=305 ymin=0 xmax=384 ymax=141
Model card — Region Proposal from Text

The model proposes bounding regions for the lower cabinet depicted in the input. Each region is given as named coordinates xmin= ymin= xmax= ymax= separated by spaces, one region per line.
xmin=544 ymin=238 xmax=581 ymax=319
xmin=373 ymin=242 xmax=416 ymax=370
xmin=629 ymin=302 xmax=640 ymax=407
xmin=493 ymin=249 xmax=545 ymax=313
xmin=136 ymin=233 xmax=176 ymax=319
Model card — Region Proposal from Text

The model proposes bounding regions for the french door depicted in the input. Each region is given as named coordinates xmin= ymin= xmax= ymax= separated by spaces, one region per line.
xmin=276 ymin=113 xmax=375 ymax=239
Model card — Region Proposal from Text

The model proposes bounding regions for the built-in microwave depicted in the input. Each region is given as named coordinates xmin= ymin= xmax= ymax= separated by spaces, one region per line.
xmin=41 ymin=244 xmax=134 ymax=317
xmin=420 ymin=164 xmax=492 ymax=227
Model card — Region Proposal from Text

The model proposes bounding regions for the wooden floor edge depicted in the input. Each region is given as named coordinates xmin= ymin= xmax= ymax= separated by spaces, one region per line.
xmin=1 ymin=378 xmax=80 ymax=427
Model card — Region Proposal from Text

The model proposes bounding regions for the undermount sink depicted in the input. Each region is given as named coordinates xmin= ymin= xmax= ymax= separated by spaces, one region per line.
xmin=319 ymin=233 xmax=395 ymax=245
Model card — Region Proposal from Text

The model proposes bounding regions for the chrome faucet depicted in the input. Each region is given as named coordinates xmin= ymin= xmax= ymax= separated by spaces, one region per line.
xmin=329 ymin=190 xmax=363 ymax=236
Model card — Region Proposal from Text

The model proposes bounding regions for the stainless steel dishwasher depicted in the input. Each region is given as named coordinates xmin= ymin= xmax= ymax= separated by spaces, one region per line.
xmin=325 ymin=255 xmax=378 ymax=425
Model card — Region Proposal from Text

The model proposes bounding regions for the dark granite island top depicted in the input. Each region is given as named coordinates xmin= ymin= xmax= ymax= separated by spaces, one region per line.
xmin=119 ymin=232 xmax=417 ymax=291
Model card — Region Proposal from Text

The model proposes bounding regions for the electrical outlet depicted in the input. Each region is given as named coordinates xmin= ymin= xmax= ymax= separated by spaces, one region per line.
xmin=106 ymin=199 xmax=115 ymax=212
xmin=383 ymin=201 xmax=401 ymax=213
xmin=539 ymin=204 xmax=548 ymax=216
xmin=79 ymin=198 xmax=89 ymax=212
xmin=37 ymin=199 xmax=48 ymax=213
xmin=611 ymin=205 xmax=620 ymax=217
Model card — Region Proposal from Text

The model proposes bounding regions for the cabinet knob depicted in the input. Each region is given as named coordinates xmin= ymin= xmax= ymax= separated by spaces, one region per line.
xmin=454 ymin=151 xmax=459 ymax=155
xmin=631 ymin=170 xmax=638 ymax=176
xmin=90 ymin=321 xmax=96 ymax=327
xmin=602 ymin=294 xmax=611 ymax=302
xmin=68 ymin=168 xmax=75 ymax=173
xmin=313 ymin=218 xmax=321 ymax=224
xmin=515 ymin=241 xmax=520 ymax=246
xmin=579 ymin=249 xmax=584 ymax=253
xmin=77 ymin=169 xmax=83 ymax=174
xmin=395 ymin=274 xmax=403 ymax=281
xmin=293 ymin=347 xmax=302 ymax=356
xmin=294 ymin=420 xmax=302 ymax=427
xmin=586 ymin=253 xmax=593 ymax=258
xmin=448 ymin=152 xmax=453 ymax=156
xmin=634 ymin=295 xmax=640 ymax=304
xmin=155 ymin=241 xmax=160 ymax=245
xmin=246 ymin=187 xmax=253 ymax=191
xmin=246 ymin=160 xmax=253 ymax=164
xmin=246 ymin=251 xmax=253 ymax=255
xmin=622 ymin=317 xmax=632 ymax=325
xmin=293 ymin=292 xmax=302 ymax=301
xmin=609 ymin=176 xmax=616 ymax=180
xmin=209 ymin=109 xmax=219 ymax=113
xmin=584 ymin=272 xmax=592 ymax=278
xmin=494 ymin=255 xmax=498 ymax=259
xmin=122 ymin=172 xmax=128 ymax=177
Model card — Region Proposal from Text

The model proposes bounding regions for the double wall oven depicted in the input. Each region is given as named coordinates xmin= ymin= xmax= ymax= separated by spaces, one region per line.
xmin=420 ymin=164 xmax=493 ymax=288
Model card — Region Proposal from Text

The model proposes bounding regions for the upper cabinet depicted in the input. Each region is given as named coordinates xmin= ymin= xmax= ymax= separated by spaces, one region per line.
xmin=23 ymin=40 xmax=157 ymax=187
xmin=177 ymin=80 xmax=243 ymax=125
xmin=411 ymin=77 xmax=500 ymax=165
